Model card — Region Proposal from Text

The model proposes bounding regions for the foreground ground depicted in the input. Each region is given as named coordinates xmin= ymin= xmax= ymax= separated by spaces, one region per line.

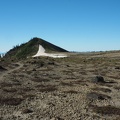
xmin=0 ymin=51 xmax=120 ymax=120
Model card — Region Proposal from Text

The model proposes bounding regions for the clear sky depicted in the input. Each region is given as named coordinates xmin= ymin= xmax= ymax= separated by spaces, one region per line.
xmin=0 ymin=0 xmax=120 ymax=52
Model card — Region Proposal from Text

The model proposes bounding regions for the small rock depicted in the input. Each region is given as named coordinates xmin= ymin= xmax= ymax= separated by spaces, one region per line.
xmin=115 ymin=66 xmax=120 ymax=69
xmin=0 ymin=66 xmax=7 ymax=71
xmin=32 ymin=68 xmax=36 ymax=71
xmin=48 ymin=62 xmax=55 ymax=65
xmin=92 ymin=76 xmax=105 ymax=83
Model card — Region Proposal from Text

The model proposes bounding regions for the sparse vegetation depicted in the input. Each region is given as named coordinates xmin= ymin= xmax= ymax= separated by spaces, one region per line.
xmin=0 ymin=46 xmax=120 ymax=119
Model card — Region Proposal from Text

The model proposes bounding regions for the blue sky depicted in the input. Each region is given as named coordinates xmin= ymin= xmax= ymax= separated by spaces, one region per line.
xmin=0 ymin=0 xmax=120 ymax=52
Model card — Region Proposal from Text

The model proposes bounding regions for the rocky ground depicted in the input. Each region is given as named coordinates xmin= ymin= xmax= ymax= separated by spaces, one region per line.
xmin=0 ymin=52 xmax=120 ymax=120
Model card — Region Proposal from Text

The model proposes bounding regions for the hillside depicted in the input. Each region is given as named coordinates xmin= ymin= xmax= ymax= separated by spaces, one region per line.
xmin=5 ymin=37 xmax=68 ymax=59
xmin=0 ymin=51 xmax=120 ymax=120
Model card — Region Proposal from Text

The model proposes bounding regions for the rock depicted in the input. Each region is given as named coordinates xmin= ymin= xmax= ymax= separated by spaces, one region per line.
xmin=32 ymin=68 xmax=36 ymax=71
xmin=92 ymin=76 xmax=105 ymax=83
xmin=48 ymin=61 xmax=55 ymax=65
xmin=115 ymin=66 xmax=120 ymax=69
xmin=0 ymin=66 xmax=7 ymax=71
xmin=40 ymin=62 xmax=44 ymax=67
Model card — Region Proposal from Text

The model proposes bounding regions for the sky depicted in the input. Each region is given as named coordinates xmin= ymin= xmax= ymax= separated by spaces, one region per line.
xmin=0 ymin=0 xmax=120 ymax=52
